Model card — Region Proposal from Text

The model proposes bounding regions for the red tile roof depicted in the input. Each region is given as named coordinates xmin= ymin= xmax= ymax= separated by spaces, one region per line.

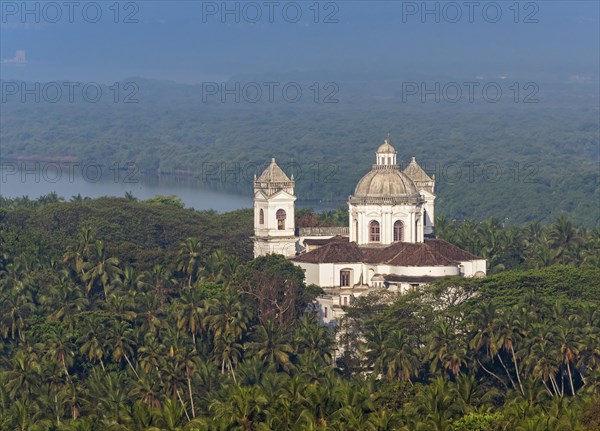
xmin=292 ymin=238 xmax=481 ymax=266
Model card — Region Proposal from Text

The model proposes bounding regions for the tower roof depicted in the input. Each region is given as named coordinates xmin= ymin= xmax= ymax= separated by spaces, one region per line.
xmin=403 ymin=157 xmax=435 ymax=193
xmin=256 ymin=158 xmax=292 ymax=183
xmin=403 ymin=157 xmax=434 ymax=182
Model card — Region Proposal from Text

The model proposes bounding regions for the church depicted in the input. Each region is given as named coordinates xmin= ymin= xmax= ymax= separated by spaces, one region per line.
xmin=252 ymin=139 xmax=486 ymax=325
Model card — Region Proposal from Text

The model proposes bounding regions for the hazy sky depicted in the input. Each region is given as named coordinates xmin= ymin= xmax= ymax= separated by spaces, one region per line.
xmin=1 ymin=1 xmax=598 ymax=83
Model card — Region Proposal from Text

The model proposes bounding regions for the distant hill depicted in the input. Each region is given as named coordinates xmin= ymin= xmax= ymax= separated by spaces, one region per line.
xmin=1 ymin=78 xmax=598 ymax=226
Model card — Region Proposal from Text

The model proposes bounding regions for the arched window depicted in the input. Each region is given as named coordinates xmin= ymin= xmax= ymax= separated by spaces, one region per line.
xmin=369 ymin=220 xmax=380 ymax=243
xmin=259 ymin=209 xmax=264 ymax=225
xmin=276 ymin=209 xmax=286 ymax=230
xmin=340 ymin=269 xmax=351 ymax=287
xmin=394 ymin=220 xmax=404 ymax=242
xmin=423 ymin=209 xmax=427 ymax=227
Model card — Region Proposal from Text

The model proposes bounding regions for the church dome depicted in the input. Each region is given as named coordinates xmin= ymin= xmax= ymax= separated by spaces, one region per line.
xmin=350 ymin=138 xmax=422 ymax=205
xmin=353 ymin=168 xmax=419 ymax=199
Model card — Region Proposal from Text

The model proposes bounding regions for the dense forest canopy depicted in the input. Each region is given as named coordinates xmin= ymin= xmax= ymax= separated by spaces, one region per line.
xmin=0 ymin=196 xmax=599 ymax=430
xmin=1 ymin=78 xmax=598 ymax=226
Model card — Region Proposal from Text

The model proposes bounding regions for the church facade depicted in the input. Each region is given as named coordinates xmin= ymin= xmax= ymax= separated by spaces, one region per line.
xmin=252 ymin=140 xmax=486 ymax=325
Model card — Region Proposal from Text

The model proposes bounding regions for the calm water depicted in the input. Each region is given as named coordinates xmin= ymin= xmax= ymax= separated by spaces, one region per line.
xmin=0 ymin=163 xmax=252 ymax=212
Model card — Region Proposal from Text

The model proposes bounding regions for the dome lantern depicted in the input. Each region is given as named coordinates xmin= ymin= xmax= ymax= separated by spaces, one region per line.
xmin=375 ymin=138 xmax=397 ymax=167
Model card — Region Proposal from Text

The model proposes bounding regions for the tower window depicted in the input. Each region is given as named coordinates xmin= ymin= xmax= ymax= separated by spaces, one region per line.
xmin=340 ymin=270 xmax=351 ymax=287
xmin=324 ymin=307 xmax=328 ymax=318
xmin=369 ymin=220 xmax=380 ymax=243
xmin=276 ymin=209 xmax=286 ymax=230
xmin=259 ymin=209 xmax=264 ymax=225
xmin=394 ymin=220 xmax=404 ymax=242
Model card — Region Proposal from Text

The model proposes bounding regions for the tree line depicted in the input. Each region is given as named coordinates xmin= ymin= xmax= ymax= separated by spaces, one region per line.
xmin=0 ymin=196 xmax=598 ymax=430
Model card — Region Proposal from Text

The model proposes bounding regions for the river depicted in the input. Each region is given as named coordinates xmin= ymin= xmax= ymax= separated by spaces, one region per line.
xmin=0 ymin=162 xmax=253 ymax=212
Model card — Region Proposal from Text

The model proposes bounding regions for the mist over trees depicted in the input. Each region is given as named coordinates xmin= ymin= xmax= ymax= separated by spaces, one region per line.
xmin=1 ymin=78 xmax=598 ymax=226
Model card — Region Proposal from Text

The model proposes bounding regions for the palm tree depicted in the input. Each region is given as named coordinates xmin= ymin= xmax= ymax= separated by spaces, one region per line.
xmin=70 ymin=194 xmax=90 ymax=202
xmin=84 ymin=368 xmax=128 ymax=423
xmin=150 ymin=398 xmax=189 ymax=430
xmin=495 ymin=311 xmax=525 ymax=395
xmin=0 ymin=290 xmax=34 ymax=341
xmin=121 ymin=401 xmax=154 ymax=430
xmin=406 ymin=377 xmax=457 ymax=431
xmin=1 ymin=351 xmax=41 ymax=403
xmin=173 ymin=345 xmax=202 ymax=418
xmin=1 ymin=400 xmax=51 ymax=431
xmin=549 ymin=216 xmax=582 ymax=262
xmin=124 ymin=191 xmax=137 ymax=201
xmin=527 ymin=332 xmax=561 ymax=397
xmin=329 ymin=380 xmax=376 ymax=429
xmin=105 ymin=293 xmax=136 ymax=321
xmin=137 ymin=333 xmax=167 ymax=379
xmin=133 ymin=291 xmax=166 ymax=336
xmin=524 ymin=237 xmax=554 ymax=269
xmin=451 ymin=374 xmax=496 ymax=414
xmin=82 ymin=241 xmax=122 ymax=299
xmin=176 ymin=238 xmax=203 ymax=287
xmin=204 ymin=295 xmax=251 ymax=343
xmin=213 ymin=332 xmax=243 ymax=383
xmin=63 ymin=227 xmax=95 ymax=279
xmin=210 ymin=385 xmax=268 ymax=430
xmin=128 ymin=371 xmax=162 ymax=410
xmin=294 ymin=314 xmax=333 ymax=364
xmin=555 ymin=320 xmax=581 ymax=396
xmin=38 ymin=359 xmax=71 ymax=426
xmin=427 ymin=321 xmax=461 ymax=377
xmin=245 ymin=321 xmax=294 ymax=372
xmin=111 ymin=320 xmax=140 ymax=378
xmin=138 ymin=264 xmax=175 ymax=305
xmin=40 ymin=272 xmax=89 ymax=325
xmin=78 ymin=319 xmax=108 ymax=370
xmin=469 ymin=303 xmax=501 ymax=378
xmin=175 ymin=287 xmax=205 ymax=345
xmin=118 ymin=265 xmax=143 ymax=291
xmin=377 ymin=329 xmax=419 ymax=384
xmin=45 ymin=326 xmax=75 ymax=381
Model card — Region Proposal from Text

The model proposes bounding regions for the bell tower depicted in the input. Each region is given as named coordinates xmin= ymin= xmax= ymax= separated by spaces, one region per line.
xmin=253 ymin=158 xmax=297 ymax=258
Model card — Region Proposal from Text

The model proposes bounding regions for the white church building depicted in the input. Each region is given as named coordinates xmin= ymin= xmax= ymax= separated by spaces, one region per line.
xmin=252 ymin=139 xmax=486 ymax=325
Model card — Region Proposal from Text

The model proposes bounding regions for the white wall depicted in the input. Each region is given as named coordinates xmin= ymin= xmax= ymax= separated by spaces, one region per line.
xmin=378 ymin=265 xmax=460 ymax=277
xmin=460 ymin=259 xmax=487 ymax=277
xmin=254 ymin=190 xmax=296 ymax=238
xmin=349 ymin=203 xmax=425 ymax=245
